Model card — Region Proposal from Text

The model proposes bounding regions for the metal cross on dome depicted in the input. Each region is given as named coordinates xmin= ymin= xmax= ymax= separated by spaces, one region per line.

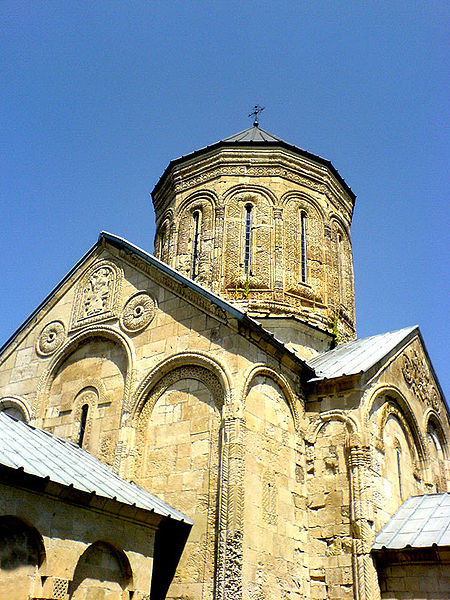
xmin=249 ymin=104 xmax=265 ymax=127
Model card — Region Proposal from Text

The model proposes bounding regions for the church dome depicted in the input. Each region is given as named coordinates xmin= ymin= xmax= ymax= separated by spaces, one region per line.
xmin=152 ymin=124 xmax=356 ymax=343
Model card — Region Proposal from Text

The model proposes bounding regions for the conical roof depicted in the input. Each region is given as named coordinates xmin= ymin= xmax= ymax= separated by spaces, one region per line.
xmin=221 ymin=125 xmax=284 ymax=143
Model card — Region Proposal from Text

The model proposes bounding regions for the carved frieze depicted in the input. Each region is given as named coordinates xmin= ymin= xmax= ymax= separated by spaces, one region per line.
xmin=120 ymin=291 xmax=156 ymax=333
xmin=70 ymin=261 xmax=122 ymax=331
xmin=402 ymin=350 xmax=440 ymax=411
xmin=36 ymin=320 xmax=66 ymax=356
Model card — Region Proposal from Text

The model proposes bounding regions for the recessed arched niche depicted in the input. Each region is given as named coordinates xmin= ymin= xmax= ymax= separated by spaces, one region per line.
xmin=42 ymin=336 xmax=126 ymax=462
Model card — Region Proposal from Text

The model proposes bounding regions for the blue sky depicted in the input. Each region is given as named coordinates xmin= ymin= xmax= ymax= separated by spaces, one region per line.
xmin=1 ymin=2 xmax=449 ymax=398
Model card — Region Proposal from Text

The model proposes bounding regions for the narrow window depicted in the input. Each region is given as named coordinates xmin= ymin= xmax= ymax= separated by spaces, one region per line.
xmin=159 ymin=228 xmax=166 ymax=260
xmin=78 ymin=404 xmax=89 ymax=447
xmin=191 ymin=211 xmax=200 ymax=280
xmin=396 ymin=447 xmax=402 ymax=499
xmin=244 ymin=204 xmax=253 ymax=275
xmin=300 ymin=211 xmax=307 ymax=283
xmin=337 ymin=232 xmax=344 ymax=296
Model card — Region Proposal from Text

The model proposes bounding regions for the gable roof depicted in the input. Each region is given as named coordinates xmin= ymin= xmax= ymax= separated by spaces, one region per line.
xmin=0 ymin=412 xmax=191 ymax=523
xmin=372 ymin=493 xmax=450 ymax=550
xmin=0 ymin=232 xmax=313 ymax=378
xmin=152 ymin=125 xmax=355 ymax=200
xmin=307 ymin=326 xmax=418 ymax=381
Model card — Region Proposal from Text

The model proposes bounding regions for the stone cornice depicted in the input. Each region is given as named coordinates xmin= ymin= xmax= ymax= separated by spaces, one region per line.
xmin=152 ymin=146 xmax=355 ymax=222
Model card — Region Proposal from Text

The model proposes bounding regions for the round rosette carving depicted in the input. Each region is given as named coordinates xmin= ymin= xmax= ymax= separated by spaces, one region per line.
xmin=120 ymin=292 xmax=156 ymax=333
xmin=36 ymin=321 xmax=66 ymax=356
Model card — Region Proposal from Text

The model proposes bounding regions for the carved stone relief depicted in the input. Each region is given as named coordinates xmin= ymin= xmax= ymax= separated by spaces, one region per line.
xmin=71 ymin=261 xmax=122 ymax=331
xmin=120 ymin=291 xmax=156 ymax=333
xmin=36 ymin=320 xmax=66 ymax=356
xmin=402 ymin=350 xmax=440 ymax=411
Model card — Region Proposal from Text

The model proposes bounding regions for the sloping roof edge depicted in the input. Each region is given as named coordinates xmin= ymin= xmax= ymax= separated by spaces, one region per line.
xmin=0 ymin=232 xmax=314 ymax=378
xmin=102 ymin=232 xmax=314 ymax=377
xmin=0 ymin=412 xmax=192 ymax=524
xmin=152 ymin=127 xmax=355 ymax=201
xmin=307 ymin=325 xmax=446 ymax=404
xmin=372 ymin=493 xmax=450 ymax=550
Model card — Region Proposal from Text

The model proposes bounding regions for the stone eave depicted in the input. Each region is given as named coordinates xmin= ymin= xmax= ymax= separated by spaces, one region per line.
xmin=0 ymin=462 xmax=171 ymax=529
xmin=152 ymin=138 xmax=356 ymax=209
xmin=307 ymin=328 xmax=447 ymax=413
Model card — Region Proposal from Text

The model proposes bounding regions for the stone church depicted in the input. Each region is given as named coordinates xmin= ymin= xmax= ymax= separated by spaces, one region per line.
xmin=0 ymin=122 xmax=449 ymax=600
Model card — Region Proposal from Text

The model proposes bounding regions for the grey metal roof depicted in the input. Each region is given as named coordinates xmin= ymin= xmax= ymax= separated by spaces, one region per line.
xmin=222 ymin=125 xmax=284 ymax=143
xmin=307 ymin=326 xmax=417 ymax=381
xmin=0 ymin=412 xmax=191 ymax=523
xmin=373 ymin=493 xmax=450 ymax=550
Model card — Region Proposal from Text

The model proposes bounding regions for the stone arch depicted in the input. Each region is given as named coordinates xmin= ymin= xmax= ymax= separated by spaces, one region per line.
xmin=155 ymin=211 xmax=173 ymax=262
xmin=34 ymin=325 xmax=135 ymax=418
xmin=68 ymin=541 xmax=132 ymax=600
xmin=223 ymin=183 xmax=278 ymax=205
xmin=241 ymin=364 xmax=301 ymax=431
xmin=0 ymin=515 xmax=46 ymax=600
xmin=175 ymin=189 xmax=219 ymax=217
xmin=282 ymin=192 xmax=326 ymax=300
xmin=0 ymin=396 xmax=31 ymax=422
xmin=329 ymin=216 xmax=355 ymax=327
xmin=280 ymin=190 xmax=326 ymax=219
xmin=175 ymin=191 xmax=217 ymax=283
xmin=367 ymin=385 xmax=426 ymax=464
xmin=241 ymin=371 xmax=303 ymax=596
xmin=132 ymin=351 xmax=231 ymax=418
xmin=425 ymin=409 xmax=448 ymax=459
xmin=132 ymin=354 xmax=226 ymax=596
xmin=306 ymin=410 xmax=359 ymax=446
xmin=329 ymin=213 xmax=351 ymax=238
xmin=223 ymin=186 xmax=274 ymax=290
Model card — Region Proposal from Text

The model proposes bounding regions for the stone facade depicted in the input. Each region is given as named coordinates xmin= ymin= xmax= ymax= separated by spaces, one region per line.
xmin=0 ymin=480 xmax=156 ymax=600
xmin=0 ymin=127 xmax=449 ymax=599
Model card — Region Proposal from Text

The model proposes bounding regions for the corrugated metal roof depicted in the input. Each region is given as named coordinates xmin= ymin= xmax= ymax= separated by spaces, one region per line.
xmin=222 ymin=125 xmax=284 ymax=143
xmin=307 ymin=326 xmax=417 ymax=381
xmin=0 ymin=412 xmax=191 ymax=523
xmin=373 ymin=493 xmax=450 ymax=550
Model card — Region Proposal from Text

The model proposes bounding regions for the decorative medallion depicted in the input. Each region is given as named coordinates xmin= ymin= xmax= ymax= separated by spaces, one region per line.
xmin=70 ymin=261 xmax=122 ymax=330
xmin=120 ymin=291 xmax=156 ymax=333
xmin=36 ymin=321 xmax=66 ymax=356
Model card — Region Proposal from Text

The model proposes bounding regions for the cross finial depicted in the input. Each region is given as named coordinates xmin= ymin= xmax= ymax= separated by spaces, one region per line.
xmin=248 ymin=104 xmax=264 ymax=127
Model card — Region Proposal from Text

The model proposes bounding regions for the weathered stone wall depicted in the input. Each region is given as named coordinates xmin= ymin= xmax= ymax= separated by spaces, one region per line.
xmin=375 ymin=550 xmax=450 ymax=600
xmin=0 ymin=482 xmax=156 ymax=600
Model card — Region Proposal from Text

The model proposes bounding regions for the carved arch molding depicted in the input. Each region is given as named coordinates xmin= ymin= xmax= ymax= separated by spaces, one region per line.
xmin=133 ymin=364 xmax=224 ymax=476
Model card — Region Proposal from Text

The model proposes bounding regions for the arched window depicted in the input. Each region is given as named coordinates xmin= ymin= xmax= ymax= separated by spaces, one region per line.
xmin=300 ymin=211 xmax=307 ymax=283
xmin=78 ymin=404 xmax=89 ymax=448
xmin=0 ymin=397 xmax=29 ymax=423
xmin=244 ymin=204 xmax=253 ymax=275
xmin=337 ymin=232 xmax=344 ymax=297
xmin=395 ymin=444 xmax=403 ymax=499
xmin=191 ymin=210 xmax=201 ymax=280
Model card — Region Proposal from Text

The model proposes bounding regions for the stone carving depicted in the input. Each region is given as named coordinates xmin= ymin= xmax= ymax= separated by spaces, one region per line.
xmin=402 ymin=350 xmax=440 ymax=410
xmin=36 ymin=321 xmax=66 ymax=356
xmin=71 ymin=261 xmax=122 ymax=330
xmin=120 ymin=291 xmax=156 ymax=333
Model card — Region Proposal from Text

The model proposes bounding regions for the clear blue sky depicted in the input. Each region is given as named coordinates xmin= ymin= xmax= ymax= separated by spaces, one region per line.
xmin=1 ymin=2 xmax=449 ymax=399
